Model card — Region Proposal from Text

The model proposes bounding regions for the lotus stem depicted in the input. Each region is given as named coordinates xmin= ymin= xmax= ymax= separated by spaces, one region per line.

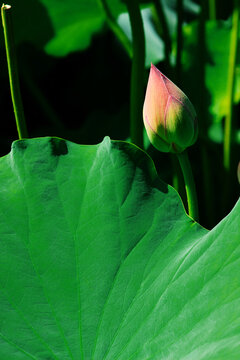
xmin=177 ymin=150 xmax=199 ymax=221
xmin=152 ymin=0 xmax=171 ymax=72
xmin=198 ymin=0 xmax=215 ymax=227
xmin=209 ymin=0 xmax=216 ymax=20
xmin=1 ymin=4 xmax=28 ymax=139
xmin=125 ymin=0 xmax=145 ymax=149
xmin=98 ymin=0 xmax=132 ymax=57
xmin=223 ymin=0 xmax=239 ymax=172
xmin=176 ymin=0 xmax=183 ymax=84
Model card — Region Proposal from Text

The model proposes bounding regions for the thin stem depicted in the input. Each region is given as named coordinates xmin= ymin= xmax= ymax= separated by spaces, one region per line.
xmin=176 ymin=0 xmax=183 ymax=84
xmin=197 ymin=0 xmax=215 ymax=227
xmin=171 ymin=154 xmax=179 ymax=192
xmin=152 ymin=0 xmax=171 ymax=72
xmin=171 ymin=153 xmax=186 ymax=203
xmin=1 ymin=4 xmax=28 ymax=139
xmin=177 ymin=150 xmax=199 ymax=221
xmin=223 ymin=0 xmax=239 ymax=172
xmin=125 ymin=0 xmax=145 ymax=148
xmin=198 ymin=0 xmax=207 ymax=132
xmin=209 ymin=0 xmax=216 ymax=20
xmin=98 ymin=0 xmax=132 ymax=57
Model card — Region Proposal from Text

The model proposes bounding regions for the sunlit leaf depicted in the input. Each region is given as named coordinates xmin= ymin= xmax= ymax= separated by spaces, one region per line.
xmin=0 ymin=137 xmax=239 ymax=359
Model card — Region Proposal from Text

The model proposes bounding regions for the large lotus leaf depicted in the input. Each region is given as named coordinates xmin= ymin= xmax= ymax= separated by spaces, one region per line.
xmin=0 ymin=137 xmax=240 ymax=359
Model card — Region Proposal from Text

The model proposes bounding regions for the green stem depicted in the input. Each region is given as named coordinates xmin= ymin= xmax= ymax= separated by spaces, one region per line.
xmin=171 ymin=153 xmax=185 ymax=201
xmin=152 ymin=0 xmax=171 ymax=72
xmin=171 ymin=154 xmax=179 ymax=192
xmin=209 ymin=0 xmax=216 ymax=20
xmin=125 ymin=0 xmax=145 ymax=149
xmin=177 ymin=150 xmax=199 ymax=221
xmin=98 ymin=0 xmax=132 ymax=57
xmin=198 ymin=0 xmax=207 ymax=133
xmin=1 ymin=4 xmax=28 ymax=139
xmin=223 ymin=0 xmax=239 ymax=172
xmin=197 ymin=0 xmax=215 ymax=227
xmin=176 ymin=0 xmax=183 ymax=84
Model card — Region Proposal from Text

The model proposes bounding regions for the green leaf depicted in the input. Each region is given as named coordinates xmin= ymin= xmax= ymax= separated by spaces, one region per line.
xmin=4 ymin=0 xmax=105 ymax=55
xmin=42 ymin=0 xmax=104 ymax=56
xmin=4 ymin=0 xmax=199 ymax=59
xmin=117 ymin=8 xmax=165 ymax=67
xmin=105 ymin=0 xmax=127 ymax=18
xmin=0 ymin=137 xmax=239 ymax=359
xmin=182 ymin=19 xmax=240 ymax=125
xmin=116 ymin=0 xmax=200 ymax=67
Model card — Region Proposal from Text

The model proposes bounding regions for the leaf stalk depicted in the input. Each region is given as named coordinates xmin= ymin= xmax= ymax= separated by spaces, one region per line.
xmin=98 ymin=0 xmax=132 ymax=57
xmin=223 ymin=0 xmax=239 ymax=172
xmin=152 ymin=0 xmax=171 ymax=72
xmin=1 ymin=4 xmax=28 ymax=139
xmin=125 ymin=0 xmax=145 ymax=149
xmin=176 ymin=0 xmax=183 ymax=84
xmin=177 ymin=150 xmax=199 ymax=221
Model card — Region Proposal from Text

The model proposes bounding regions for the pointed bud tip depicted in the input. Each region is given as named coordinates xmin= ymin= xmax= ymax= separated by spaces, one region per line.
xmin=150 ymin=63 xmax=164 ymax=77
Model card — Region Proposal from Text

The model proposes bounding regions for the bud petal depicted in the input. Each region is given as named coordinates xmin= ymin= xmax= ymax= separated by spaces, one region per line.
xmin=143 ymin=64 xmax=198 ymax=153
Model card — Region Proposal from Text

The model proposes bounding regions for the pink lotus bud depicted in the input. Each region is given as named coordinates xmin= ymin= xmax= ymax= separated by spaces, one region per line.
xmin=143 ymin=64 xmax=198 ymax=153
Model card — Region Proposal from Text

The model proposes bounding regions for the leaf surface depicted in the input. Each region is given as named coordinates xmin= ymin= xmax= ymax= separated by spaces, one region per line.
xmin=0 ymin=137 xmax=239 ymax=359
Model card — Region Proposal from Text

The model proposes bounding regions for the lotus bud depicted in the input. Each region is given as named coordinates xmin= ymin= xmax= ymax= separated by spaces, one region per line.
xmin=143 ymin=64 xmax=198 ymax=153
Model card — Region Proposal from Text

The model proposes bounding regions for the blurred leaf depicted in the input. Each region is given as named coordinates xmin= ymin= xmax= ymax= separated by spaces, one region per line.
xmin=106 ymin=0 xmax=127 ymax=17
xmin=121 ymin=0 xmax=200 ymax=68
xmin=2 ymin=0 xmax=105 ymax=56
xmin=159 ymin=0 xmax=200 ymax=36
xmin=208 ymin=122 xmax=224 ymax=144
xmin=4 ymin=0 xmax=200 ymax=59
xmin=182 ymin=19 xmax=240 ymax=125
xmin=42 ymin=0 xmax=105 ymax=56
xmin=208 ymin=123 xmax=240 ymax=145
xmin=109 ymin=0 xmax=199 ymax=66
xmin=1 ymin=0 xmax=54 ymax=48
xmin=164 ymin=0 xmax=200 ymax=15
xmin=118 ymin=8 xmax=165 ymax=67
